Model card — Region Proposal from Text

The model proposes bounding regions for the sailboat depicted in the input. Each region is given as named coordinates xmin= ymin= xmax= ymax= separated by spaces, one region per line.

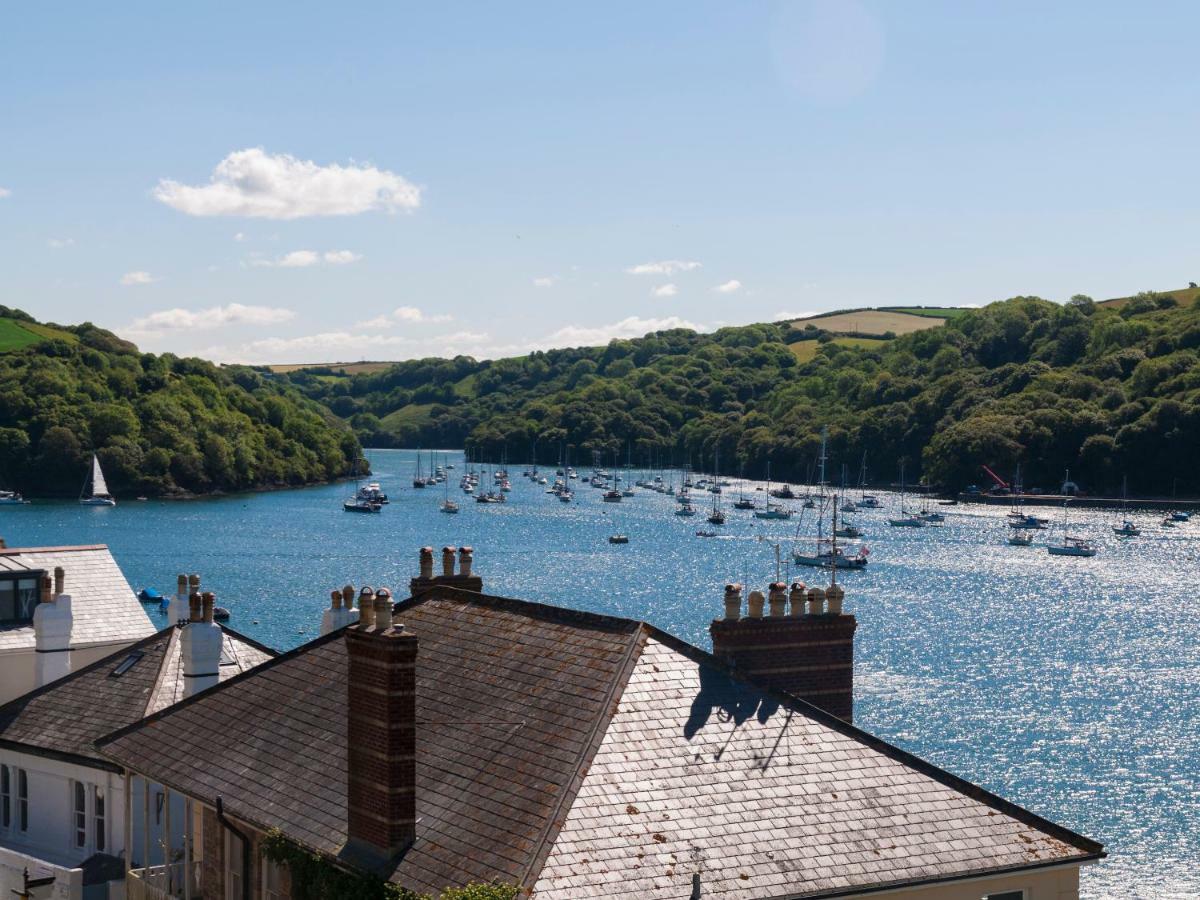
xmin=707 ymin=450 xmax=726 ymax=524
xmin=1112 ymin=476 xmax=1139 ymax=536
xmin=754 ymin=463 xmax=793 ymax=519
xmin=887 ymin=462 xmax=923 ymax=527
xmin=794 ymin=497 xmax=869 ymax=569
xmin=1047 ymin=498 xmax=1097 ymax=556
xmin=440 ymin=469 xmax=459 ymax=514
xmin=79 ymin=454 xmax=116 ymax=506
xmin=412 ymin=451 xmax=427 ymax=489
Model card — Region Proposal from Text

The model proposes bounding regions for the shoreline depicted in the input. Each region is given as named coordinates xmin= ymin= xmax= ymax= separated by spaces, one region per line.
xmin=956 ymin=492 xmax=1198 ymax=511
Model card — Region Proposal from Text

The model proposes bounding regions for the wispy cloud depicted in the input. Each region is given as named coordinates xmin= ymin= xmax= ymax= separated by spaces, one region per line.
xmin=234 ymin=232 xmax=246 ymax=242
xmin=153 ymin=148 xmax=421 ymax=219
xmin=47 ymin=238 xmax=75 ymax=249
xmin=250 ymin=249 xmax=363 ymax=268
xmin=119 ymin=271 xmax=156 ymax=286
xmin=126 ymin=303 xmax=294 ymax=335
xmin=651 ymin=283 xmax=678 ymax=298
xmin=532 ymin=276 xmax=558 ymax=288
xmin=355 ymin=306 xmax=453 ymax=328
xmin=544 ymin=315 xmax=704 ymax=347
xmin=625 ymin=259 xmax=702 ymax=276
xmin=712 ymin=279 xmax=742 ymax=294
xmin=0 ymin=187 xmax=10 ymax=199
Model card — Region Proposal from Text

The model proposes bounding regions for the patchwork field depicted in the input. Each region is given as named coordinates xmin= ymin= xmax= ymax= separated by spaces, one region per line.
xmin=0 ymin=318 xmax=59 ymax=351
xmin=791 ymin=309 xmax=946 ymax=336
xmin=788 ymin=335 xmax=890 ymax=361
xmin=1100 ymin=287 xmax=1200 ymax=310
xmin=268 ymin=361 xmax=397 ymax=375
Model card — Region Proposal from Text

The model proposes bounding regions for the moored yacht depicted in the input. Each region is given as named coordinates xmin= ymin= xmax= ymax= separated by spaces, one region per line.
xmin=79 ymin=454 xmax=117 ymax=506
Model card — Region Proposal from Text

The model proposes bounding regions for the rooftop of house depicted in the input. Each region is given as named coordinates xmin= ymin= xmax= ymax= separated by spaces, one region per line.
xmin=95 ymin=584 xmax=1102 ymax=899
xmin=0 ymin=621 xmax=274 ymax=771
xmin=0 ymin=543 xmax=155 ymax=651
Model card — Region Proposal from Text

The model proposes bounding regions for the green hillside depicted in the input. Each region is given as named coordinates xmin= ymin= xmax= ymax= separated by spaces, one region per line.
xmin=280 ymin=290 xmax=1200 ymax=495
xmin=0 ymin=309 xmax=362 ymax=497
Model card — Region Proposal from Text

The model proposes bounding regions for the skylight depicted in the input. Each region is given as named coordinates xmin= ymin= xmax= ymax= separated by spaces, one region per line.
xmin=109 ymin=651 xmax=144 ymax=677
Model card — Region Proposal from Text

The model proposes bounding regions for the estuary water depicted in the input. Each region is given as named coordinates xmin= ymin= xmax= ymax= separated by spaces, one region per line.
xmin=6 ymin=448 xmax=1197 ymax=898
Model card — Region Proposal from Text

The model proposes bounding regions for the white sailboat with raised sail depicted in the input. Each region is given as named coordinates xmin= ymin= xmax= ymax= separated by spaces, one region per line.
xmin=80 ymin=454 xmax=116 ymax=506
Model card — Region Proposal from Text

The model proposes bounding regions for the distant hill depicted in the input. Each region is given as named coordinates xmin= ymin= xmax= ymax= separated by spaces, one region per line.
xmin=275 ymin=290 xmax=1200 ymax=496
xmin=0 ymin=309 xmax=361 ymax=498
xmin=1100 ymin=286 xmax=1200 ymax=310
xmin=788 ymin=307 xmax=967 ymax=337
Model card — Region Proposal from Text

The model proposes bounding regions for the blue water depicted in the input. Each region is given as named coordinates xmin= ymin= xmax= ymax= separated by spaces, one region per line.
xmin=6 ymin=449 xmax=1197 ymax=899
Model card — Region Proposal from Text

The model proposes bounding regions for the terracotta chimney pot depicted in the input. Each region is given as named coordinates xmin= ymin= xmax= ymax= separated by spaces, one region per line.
xmin=768 ymin=581 xmax=788 ymax=617
xmin=358 ymin=587 xmax=376 ymax=629
xmin=188 ymin=591 xmax=202 ymax=623
xmin=418 ymin=547 xmax=434 ymax=580
xmin=789 ymin=582 xmax=807 ymax=617
xmin=201 ymin=591 xmax=215 ymax=624
xmin=441 ymin=546 xmax=456 ymax=577
xmin=806 ymin=586 xmax=826 ymax=616
xmin=375 ymin=589 xmax=393 ymax=630
xmin=723 ymin=583 xmax=743 ymax=621
xmin=747 ymin=589 xmax=765 ymax=619
xmin=458 ymin=546 xmax=474 ymax=578
xmin=826 ymin=583 xmax=845 ymax=616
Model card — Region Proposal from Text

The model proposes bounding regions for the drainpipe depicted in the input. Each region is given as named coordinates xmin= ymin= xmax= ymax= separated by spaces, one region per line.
xmin=215 ymin=797 xmax=251 ymax=900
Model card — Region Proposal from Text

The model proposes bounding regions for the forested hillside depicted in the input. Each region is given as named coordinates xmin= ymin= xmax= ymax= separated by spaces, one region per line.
xmin=283 ymin=291 xmax=1200 ymax=496
xmin=0 ymin=308 xmax=361 ymax=497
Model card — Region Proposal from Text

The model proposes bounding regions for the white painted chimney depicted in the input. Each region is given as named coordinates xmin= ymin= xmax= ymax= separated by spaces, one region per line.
xmin=321 ymin=585 xmax=360 ymax=635
xmin=34 ymin=569 xmax=72 ymax=687
xmin=167 ymin=573 xmax=190 ymax=625
xmin=181 ymin=590 xmax=223 ymax=697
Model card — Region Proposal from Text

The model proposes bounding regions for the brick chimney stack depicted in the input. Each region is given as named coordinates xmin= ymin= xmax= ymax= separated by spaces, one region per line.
xmin=345 ymin=589 xmax=418 ymax=864
xmin=409 ymin=546 xmax=483 ymax=595
xmin=710 ymin=578 xmax=858 ymax=722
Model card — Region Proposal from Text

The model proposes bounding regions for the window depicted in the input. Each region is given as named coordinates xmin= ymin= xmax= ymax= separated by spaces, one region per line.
xmin=984 ymin=892 xmax=1025 ymax=900
xmin=73 ymin=781 xmax=87 ymax=848
xmin=93 ymin=785 xmax=106 ymax=852
xmin=1 ymin=766 xmax=9 ymax=830
xmin=17 ymin=769 xmax=28 ymax=832
xmin=0 ymin=575 xmax=43 ymax=625
xmin=225 ymin=831 xmax=244 ymax=900
xmin=263 ymin=856 xmax=286 ymax=900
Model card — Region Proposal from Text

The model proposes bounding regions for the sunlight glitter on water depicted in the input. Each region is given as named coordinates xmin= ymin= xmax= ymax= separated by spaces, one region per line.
xmin=5 ymin=448 xmax=1197 ymax=898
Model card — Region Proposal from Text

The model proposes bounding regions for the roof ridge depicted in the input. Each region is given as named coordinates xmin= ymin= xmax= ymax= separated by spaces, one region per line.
xmin=0 ymin=625 xmax=175 ymax=719
xmin=519 ymin=623 xmax=651 ymax=888
xmin=143 ymin=624 xmax=182 ymax=718
xmin=95 ymin=624 xmax=346 ymax=753
xmin=0 ymin=544 xmax=110 ymax=555
xmin=639 ymin=626 xmax=1103 ymax=857
xmin=394 ymin=585 xmax=643 ymax=635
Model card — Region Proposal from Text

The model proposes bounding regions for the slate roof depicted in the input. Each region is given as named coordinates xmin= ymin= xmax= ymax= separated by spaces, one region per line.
xmin=0 ymin=544 xmax=154 ymax=651
xmin=96 ymin=587 xmax=1103 ymax=899
xmin=0 ymin=623 xmax=274 ymax=770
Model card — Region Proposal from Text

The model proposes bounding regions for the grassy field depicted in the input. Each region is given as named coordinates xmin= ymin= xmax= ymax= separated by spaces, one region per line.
xmin=268 ymin=361 xmax=396 ymax=375
xmin=791 ymin=309 xmax=945 ymax=336
xmin=380 ymin=403 xmax=437 ymax=431
xmin=881 ymin=306 xmax=972 ymax=320
xmin=1100 ymin=287 xmax=1200 ymax=310
xmin=789 ymin=335 xmax=889 ymax=361
xmin=0 ymin=318 xmax=51 ymax=351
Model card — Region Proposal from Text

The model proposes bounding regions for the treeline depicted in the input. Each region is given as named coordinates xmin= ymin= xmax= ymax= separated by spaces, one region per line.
xmin=283 ymin=291 xmax=1200 ymax=496
xmin=0 ymin=314 xmax=362 ymax=497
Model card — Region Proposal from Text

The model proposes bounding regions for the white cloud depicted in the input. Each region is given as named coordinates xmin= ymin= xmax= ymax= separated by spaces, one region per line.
xmin=126 ymin=303 xmax=294 ymax=335
xmin=47 ymin=238 xmax=75 ymax=249
xmin=713 ymin=279 xmax=742 ymax=294
xmin=0 ymin=187 xmax=10 ymax=199
xmin=625 ymin=259 xmax=702 ymax=276
xmin=355 ymin=306 xmax=453 ymax=328
xmin=651 ymin=283 xmax=678 ymax=298
xmin=251 ymin=249 xmax=362 ymax=268
xmin=153 ymin=148 xmax=421 ymax=219
xmin=120 ymin=270 xmax=156 ymax=286
xmin=543 ymin=315 xmax=704 ymax=347
xmin=532 ymin=276 xmax=558 ymax=288
xmin=234 ymin=232 xmax=246 ymax=242
xmin=203 ymin=328 xmax=518 ymax=365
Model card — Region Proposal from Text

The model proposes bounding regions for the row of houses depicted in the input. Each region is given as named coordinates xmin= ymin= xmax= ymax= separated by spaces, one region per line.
xmin=0 ymin=541 xmax=1103 ymax=899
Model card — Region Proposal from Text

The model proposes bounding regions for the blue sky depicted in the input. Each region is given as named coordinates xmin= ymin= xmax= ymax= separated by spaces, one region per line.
xmin=2 ymin=1 xmax=1198 ymax=363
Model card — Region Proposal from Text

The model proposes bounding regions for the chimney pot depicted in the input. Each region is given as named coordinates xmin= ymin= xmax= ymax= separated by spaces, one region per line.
xmin=458 ymin=546 xmax=474 ymax=578
xmin=826 ymin=583 xmax=845 ymax=615
xmin=806 ymin=586 xmax=826 ymax=616
xmin=188 ymin=573 xmax=200 ymax=591
xmin=201 ymin=591 xmax=215 ymax=624
xmin=330 ymin=589 xmax=342 ymax=611
xmin=418 ymin=547 xmax=434 ymax=580
xmin=41 ymin=574 xmax=52 ymax=605
xmin=342 ymin=584 xmax=355 ymax=606
xmin=789 ymin=582 xmax=807 ymax=616
xmin=188 ymin=591 xmax=202 ymax=623
xmin=768 ymin=581 xmax=788 ymax=617
xmin=747 ymin=590 xmax=765 ymax=619
xmin=177 ymin=574 xmax=187 ymax=592
xmin=441 ymin=546 xmax=456 ymax=577
xmin=374 ymin=589 xmax=393 ymax=630
xmin=358 ymin=587 xmax=376 ymax=629
xmin=722 ymin=583 xmax=743 ymax=620
xmin=54 ymin=567 xmax=65 ymax=597
xmin=0 ymin=537 xmax=6 ymax=549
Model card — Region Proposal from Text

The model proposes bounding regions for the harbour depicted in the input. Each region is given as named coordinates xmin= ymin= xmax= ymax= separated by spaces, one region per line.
xmin=3 ymin=447 xmax=1197 ymax=898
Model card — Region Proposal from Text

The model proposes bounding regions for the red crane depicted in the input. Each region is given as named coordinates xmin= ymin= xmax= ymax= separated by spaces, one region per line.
xmin=980 ymin=464 xmax=1010 ymax=492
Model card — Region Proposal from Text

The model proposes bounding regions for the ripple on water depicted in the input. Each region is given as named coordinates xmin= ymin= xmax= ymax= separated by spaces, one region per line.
xmin=5 ymin=449 xmax=1197 ymax=898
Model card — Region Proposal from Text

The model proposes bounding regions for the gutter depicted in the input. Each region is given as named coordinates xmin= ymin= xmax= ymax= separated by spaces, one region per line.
xmin=216 ymin=796 xmax=251 ymax=900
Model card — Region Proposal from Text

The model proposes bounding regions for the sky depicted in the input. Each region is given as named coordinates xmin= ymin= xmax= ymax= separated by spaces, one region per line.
xmin=2 ymin=1 xmax=1199 ymax=364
